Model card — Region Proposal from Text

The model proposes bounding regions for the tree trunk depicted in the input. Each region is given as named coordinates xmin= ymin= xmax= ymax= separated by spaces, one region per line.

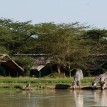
xmin=57 ymin=65 xmax=61 ymax=74
xmin=69 ymin=71 xmax=71 ymax=78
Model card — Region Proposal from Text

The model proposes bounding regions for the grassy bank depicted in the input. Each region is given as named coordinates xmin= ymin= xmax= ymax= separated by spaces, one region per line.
xmin=0 ymin=77 xmax=95 ymax=84
xmin=0 ymin=77 xmax=95 ymax=90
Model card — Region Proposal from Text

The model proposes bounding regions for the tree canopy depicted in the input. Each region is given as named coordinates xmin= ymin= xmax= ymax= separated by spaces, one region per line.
xmin=0 ymin=18 xmax=107 ymax=75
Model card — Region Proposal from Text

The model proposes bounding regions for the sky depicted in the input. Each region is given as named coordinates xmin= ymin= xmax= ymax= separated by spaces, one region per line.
xmin=0 ymin=0 xmax=107 ymax=29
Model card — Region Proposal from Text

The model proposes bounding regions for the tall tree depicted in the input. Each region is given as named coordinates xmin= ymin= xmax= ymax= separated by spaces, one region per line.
xmin=31 ymin=22 xmax=90 ymax=75
xmin=80 ymin=29 xmax=107 ymax=72
xmin=0 ymin=18 xmax=35 ymax=54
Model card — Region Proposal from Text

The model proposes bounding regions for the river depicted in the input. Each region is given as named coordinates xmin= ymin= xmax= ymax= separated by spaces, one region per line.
xmin=0 ymin=89 xmax=107 ymax=107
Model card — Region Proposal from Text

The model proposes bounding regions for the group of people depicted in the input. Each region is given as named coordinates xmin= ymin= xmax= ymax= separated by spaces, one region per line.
xmin=72 ymin=69 xmax=107 ymax=90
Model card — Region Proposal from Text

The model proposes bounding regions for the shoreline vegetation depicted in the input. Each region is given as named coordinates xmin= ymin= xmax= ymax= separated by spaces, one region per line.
xmin=0 ymin=77 xmax=100 ymax=91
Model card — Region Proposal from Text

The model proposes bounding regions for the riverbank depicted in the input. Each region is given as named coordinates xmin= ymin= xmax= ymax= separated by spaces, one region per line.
xmin=0 ymin=77 xmax=97 ymax=90
xmin=0 ymin=77 xmax=94 ymax=84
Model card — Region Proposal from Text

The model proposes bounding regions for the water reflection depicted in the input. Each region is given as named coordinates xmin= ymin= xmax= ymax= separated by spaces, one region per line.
xmin=33 ymin=90 xmax=74 ymax=107
xmin=0 ymin=90 xmax=107 ymax=107
xmin=73 ymin=90 xmax=83 ymax=107
xmin=94 ymin=90 xmax=107 ymax=106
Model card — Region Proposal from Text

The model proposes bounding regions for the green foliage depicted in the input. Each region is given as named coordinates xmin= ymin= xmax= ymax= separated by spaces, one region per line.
xmin=82 ymin=29 xmax=107 ymax=54
xmin=0 ymin=46 xmax=9 ymax=54
xmin=0 ymin=18 xmax=34 ymax=54
xmin=0 ymin=18 xmax=107 ymax=75
xmin=13 ymin=56 xmax=34 ymax=76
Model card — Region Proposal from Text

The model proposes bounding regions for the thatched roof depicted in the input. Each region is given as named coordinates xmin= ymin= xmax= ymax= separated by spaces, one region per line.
xmin=0 ymin=54 xmax=10 ymax=62
xmin=0 ymin=54 xmax=24 ymax=75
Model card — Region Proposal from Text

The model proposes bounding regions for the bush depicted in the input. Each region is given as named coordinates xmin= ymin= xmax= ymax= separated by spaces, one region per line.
xmin=13 ymin=56 xmax=34 ymax=76
xmin=0 ymin=46 xmax=9 ymax=54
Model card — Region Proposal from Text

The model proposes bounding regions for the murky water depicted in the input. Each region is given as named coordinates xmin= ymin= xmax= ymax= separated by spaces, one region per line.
xmin=0 ymin=89 xmax=107 ymax=107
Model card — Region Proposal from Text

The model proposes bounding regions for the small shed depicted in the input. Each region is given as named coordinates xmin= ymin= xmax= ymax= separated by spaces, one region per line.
xmin=0 ymin=54 xmax=24 ymax=77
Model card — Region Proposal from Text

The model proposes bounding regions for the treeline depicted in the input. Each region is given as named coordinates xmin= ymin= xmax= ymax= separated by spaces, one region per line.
xmin=0 ymin=18 xmax=107 ymax=76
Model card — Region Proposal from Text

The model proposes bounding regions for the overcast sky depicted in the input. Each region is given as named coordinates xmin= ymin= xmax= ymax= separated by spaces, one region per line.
xmin=0 ymin=0 xmax=107 ymax=28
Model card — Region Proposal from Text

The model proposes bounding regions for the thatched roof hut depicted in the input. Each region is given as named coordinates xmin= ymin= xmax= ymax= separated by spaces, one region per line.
xmin=0 ymin=54 xmax=24 ymax=77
